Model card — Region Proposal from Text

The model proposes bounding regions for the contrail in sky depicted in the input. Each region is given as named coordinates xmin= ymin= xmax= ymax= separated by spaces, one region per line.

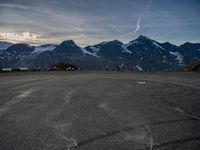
xmin=135 ymin=17 xmax=142 ymax=33
xmin=133 ymin=0 xmax=153 ymax=34
xmin=141 ymin=18 xmax=161 ymax=29
xmin=108 ymin=0 xmax=153 ymax=38
xmin=123 ymin=18 xmax=160 ymax=37
xmin=107 ymin=23 xmax=125 ymax=34
xmin=124 ymin=16 xmax=142 ymax=36
xmin=119 ymin=0 xmax=153 ymax=38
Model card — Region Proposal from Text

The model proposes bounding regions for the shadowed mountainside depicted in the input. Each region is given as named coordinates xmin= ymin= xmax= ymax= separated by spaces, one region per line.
xmin=0 ymin=35 xmax=200 ymax=71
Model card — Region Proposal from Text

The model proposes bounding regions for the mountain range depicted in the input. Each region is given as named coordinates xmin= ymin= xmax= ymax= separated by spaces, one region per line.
xmin=0 ymin=35 xmax=200 ymax=71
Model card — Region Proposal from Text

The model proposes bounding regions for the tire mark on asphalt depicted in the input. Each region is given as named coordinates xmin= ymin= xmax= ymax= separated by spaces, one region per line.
xmin=75 ymin=118 xmax=197 ymax=148
xmin=64 ymin=75 xmax=200 ymax=89
xmin=63 ymin=75 xmax=200 ymax=120
xmin=152 ymin=136 xmax=200 ymax=149
xmin=2 ymin=75 xmax=198 ymax=89
xmin=153 ymin=86 xmax=200 ymax=121
xmin=0 ymin=89 xmax=35 ymax=117
xmin=170 ymin=106 xmax=200 ymax=121
xmin=143 ymin=79 xmax=200 ymax=89
xmin=156 ymin=97 xmax=200 ymax=121
xmin=45 ymin=87 xmax=77 ymax=150
xmin=27 ymin=74 xmax=198 ymax=89
xmin=9 ymin=78 xmax=56 ymax=94
xmin=151 ymin=82 xmax=200 ymax=122
xmin=160 ymin=83 xmax=195 ymax=98
xmin=0 ymin=77 xmax=54 ymax=85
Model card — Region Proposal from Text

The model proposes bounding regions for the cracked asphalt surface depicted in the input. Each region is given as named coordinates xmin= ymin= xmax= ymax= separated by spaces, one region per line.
xmin=0 ymin=71 xmax=200 ymax=150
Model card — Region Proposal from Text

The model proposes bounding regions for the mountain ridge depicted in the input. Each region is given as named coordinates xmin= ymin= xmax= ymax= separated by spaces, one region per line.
xmin=0 ymin=35 xmax=200 ymax=71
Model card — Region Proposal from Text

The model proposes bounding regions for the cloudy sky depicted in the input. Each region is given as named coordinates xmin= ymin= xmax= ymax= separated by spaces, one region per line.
xmin=0 ymin=0 xmax=199 ymax=46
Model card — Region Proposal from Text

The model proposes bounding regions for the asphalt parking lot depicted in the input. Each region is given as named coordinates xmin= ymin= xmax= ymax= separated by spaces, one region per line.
xmin=0 ymin=71 xmax=200 ymax=150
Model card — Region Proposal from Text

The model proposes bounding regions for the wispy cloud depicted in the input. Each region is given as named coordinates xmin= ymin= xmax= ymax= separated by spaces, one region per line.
xmin=0 ymin=3 xmax=46 ymax=14
xmin=0 ymin=3 xmax=29 ymax=10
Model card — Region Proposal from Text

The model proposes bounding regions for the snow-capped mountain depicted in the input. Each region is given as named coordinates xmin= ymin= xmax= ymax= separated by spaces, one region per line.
xmin=53 ymin=40 xmax=83 ymax=56
xmin=0 ymin=35 xmax=200 ymax=71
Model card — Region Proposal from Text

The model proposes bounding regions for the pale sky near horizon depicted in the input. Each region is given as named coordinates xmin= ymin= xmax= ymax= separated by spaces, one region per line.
xmin=0 ymin=0 xmax=200 ymax=46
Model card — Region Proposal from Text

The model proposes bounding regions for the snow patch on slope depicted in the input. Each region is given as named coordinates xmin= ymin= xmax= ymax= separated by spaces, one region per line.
xmin=122 ymin=44 xmax=132 ymax=54
xmin=81 ymin=48 xmax=100 ymax=58
xmin=169 ymin=51 xmax=183 ymax=65
xmin=89 ymin=46 xmax=100 ymax=54
xmin=152 ymin=41 xmax=165 ymax=50
xmin=32 ymin=45 xmax=56 ymax=54
xmin=136 ymin=65 xmax=143 ymax=71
